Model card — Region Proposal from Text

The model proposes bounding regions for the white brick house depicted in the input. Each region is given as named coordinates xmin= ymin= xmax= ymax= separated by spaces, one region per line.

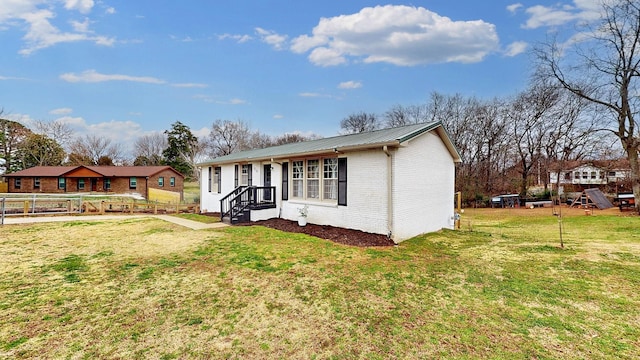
xmin=198 ymin=122 xmax=461 ymax=243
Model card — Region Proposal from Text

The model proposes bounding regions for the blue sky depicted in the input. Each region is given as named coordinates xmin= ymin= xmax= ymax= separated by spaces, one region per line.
xmin=0 ymin=0 xmax=601 ymax=150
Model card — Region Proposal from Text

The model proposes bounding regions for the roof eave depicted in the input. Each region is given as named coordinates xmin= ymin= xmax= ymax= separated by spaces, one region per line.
xmin=198 ymin=140 xmax=402 ymax=166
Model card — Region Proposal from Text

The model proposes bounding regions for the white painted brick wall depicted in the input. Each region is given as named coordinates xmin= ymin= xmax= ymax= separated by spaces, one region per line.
xmin=279 ymin=151 xmax=389 ymax=235
xmin=392 ymin=132 xmax=455 ymax=240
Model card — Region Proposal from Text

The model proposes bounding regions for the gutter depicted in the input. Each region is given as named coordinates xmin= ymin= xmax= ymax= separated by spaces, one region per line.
xmin=383 ymin=145 xmax=394 ymax=241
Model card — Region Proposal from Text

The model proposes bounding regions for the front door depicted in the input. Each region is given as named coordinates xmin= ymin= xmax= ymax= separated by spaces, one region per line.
xmin=263 ymin=164 xmax=271 ymax=201
xmin=91 ymin=178 xmax=98 ymax=191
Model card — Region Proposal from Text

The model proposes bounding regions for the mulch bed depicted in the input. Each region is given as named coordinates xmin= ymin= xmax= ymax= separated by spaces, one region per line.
xmin=238 ymin=218 xmax=395 ymax=247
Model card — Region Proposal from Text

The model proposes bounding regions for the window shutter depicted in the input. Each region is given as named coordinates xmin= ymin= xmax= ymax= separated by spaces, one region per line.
xmin=282 ymin=162 xmax=289 ymax=200
xmin=248 ymin=164 xmax=253 ymax=186
xmin=234 ymin=165 xmax=239 ymax=187
xmin=338 ymin=158 xmax=347 ymax=206
xmin=208 ymin=167 xmax=212 ymax=192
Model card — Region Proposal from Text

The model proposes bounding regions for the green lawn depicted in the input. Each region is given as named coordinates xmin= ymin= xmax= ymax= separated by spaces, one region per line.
xmin=1 ymin=208 xmax=639 ymax=359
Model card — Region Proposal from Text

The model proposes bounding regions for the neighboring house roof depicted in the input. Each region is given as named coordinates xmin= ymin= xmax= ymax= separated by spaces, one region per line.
xmin=3 ymin=166 xmax=74 ymax=177
xmin=4 ymin=165 xmax=184 ymax=178
xmin=199 ymin=122 xmax=462 ymax=166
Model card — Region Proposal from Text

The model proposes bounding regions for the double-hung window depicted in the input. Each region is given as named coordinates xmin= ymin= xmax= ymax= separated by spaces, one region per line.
xmin=307 ymin=160 xmax=320 ymax=199
xmin=58 ymin=177 xmax=66 ymax=189
xmin=290 ymin=158 xmax=340 ymax=202
xmin=292 ymin=161 xmax=304 ymax=198
xmin=34 ymin=177 xmax=40 ymax=189
xmin=213 ymin=167 xmax=221 ymax=193
xmin=158 ymin=177 xmax=164 ymax=187
xmin=170 ymin=177 xmax=175 ymax=187
xmin=14 ymin=177 xmax=21 ymax=189
xmin=130 ymin=177 xmax=137 ymax=189
xmin=323 ymin=159 xmax=338 ymax=200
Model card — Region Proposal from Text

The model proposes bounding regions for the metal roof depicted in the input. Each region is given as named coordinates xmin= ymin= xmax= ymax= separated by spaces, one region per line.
xmin=199 ymin=121 xmax=461 ymax=166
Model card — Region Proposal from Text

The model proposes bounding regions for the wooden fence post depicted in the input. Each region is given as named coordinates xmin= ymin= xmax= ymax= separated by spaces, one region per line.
xmin=24 ymin=200 xmax=29 ymax=215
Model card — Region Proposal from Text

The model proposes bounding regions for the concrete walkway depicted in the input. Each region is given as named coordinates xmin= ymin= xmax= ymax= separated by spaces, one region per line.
xmin=1 ymin=214 xmax=228 ymax=230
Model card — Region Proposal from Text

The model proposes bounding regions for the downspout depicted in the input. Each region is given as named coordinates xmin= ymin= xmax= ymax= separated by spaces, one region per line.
xmin=145 ymin=177 xmax=149 ymax=200
xmin=383 ymin=146 xmax=393 ymax=241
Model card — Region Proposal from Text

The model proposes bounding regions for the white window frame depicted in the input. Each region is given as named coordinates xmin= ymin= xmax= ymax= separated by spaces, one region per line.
xmin=290 ymin=157 xmax=338 ymax=203
xmin=323 ymin=158 xmax=338 ymax=200
xmin=241 ymin=164 xmax=250 ymax=186
xmin=213 ymin=167 xmax=221 ymax=193
xmin=292 ymin=160 xmax=304 ymax=198
xmin=307 ymin=159 xmax=320 ymax=199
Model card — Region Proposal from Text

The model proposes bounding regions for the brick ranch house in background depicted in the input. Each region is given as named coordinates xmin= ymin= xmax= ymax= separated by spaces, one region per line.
xmin=198 ymin=122 xmax=462 ymax=243
xmin=3 ymin=165 xmax=184 ymax=200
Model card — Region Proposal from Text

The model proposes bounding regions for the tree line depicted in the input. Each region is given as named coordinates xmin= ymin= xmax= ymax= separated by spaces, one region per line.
xmin=0 ymin=114 xmax=318 ymax=182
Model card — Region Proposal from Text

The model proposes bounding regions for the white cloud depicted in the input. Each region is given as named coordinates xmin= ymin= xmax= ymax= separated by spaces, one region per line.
xmin=273 ymin=114 xmax=284 ymax=119
xmin=64 ymin=0 xmax=95 ymax=14
xmin=49 ymin=107 xmax=73 ymax=115
xmin=507 ymin=3 xmax=523 ymax=14
xmin=338 ymin=81 xmax=362 ymax=89
xmin=56 ymin=115 xmax=146 ymax=149
xmin=105 ymin=7 xmax=116 ymax=15
xmin=218 ymin=33 xmax=253 ymax=43
xmin=228 ymin=98 xmax=247 ymax=105
xmin=0 ymin=0 xmax=115 ymax=55
xmin=255 ymin=27 xmax=288 ymax=50
xmin=290 ymin=5 xmax=499 ymax=67
xmin=308 ymin=47 xmax=346 ymax=67
xmin=70 ymin=18 xmax=90 ymax=32
xmin=193 ymin=95 xmax=248 ymax=105
xmin=504 ymin=41 xmax=528 ymax=56
xmin=191 ymin=126 xmax=210 ymax=140
xmin=60 ymin=69 xmax=166 ymax=84
xmin=522 ymin=0 xmax=601 ymax=29
xmin=0 ymin=75 xmax=28 ymax=81
xmin=172 ymin=83 xmax=209 ymax=88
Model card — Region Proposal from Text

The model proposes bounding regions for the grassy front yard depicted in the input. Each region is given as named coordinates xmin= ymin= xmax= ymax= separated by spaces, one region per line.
xmin=1 ymin=208 xmax=639 ymax=358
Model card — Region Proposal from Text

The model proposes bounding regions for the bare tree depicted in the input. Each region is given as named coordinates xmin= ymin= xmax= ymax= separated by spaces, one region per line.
xmin=536 ymin=0 xmax=640 ymax=212
xmin=340 ymin=112 xmax=380 ymax=134
xmin=133 ymin=133 xmax=167 ymax=166
xmin=383 ymin=104 xmax=428 ymax=128
xmin=32 ymin=119 xmax=74 ymax=149
xmin=67 ymin=135 xmax=123 ymax=166
xmin=273 ymin=132 xmax=320 ymax=145
xmin=208 ymin=119 xmax=251 ymax=157
xmin=507 ymin=80 xmax=563 ymax=197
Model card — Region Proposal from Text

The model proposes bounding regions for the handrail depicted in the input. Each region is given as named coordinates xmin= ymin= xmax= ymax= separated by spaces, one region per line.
xmin=219 ymin=186 xmax=276 ymax=222
xmin=220 ymin=186 xmax=247 ymax=220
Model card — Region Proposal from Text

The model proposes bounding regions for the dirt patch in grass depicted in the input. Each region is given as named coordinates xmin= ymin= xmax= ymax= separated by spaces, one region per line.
xmin=239 ymin=218 xmax=395 ymax=247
